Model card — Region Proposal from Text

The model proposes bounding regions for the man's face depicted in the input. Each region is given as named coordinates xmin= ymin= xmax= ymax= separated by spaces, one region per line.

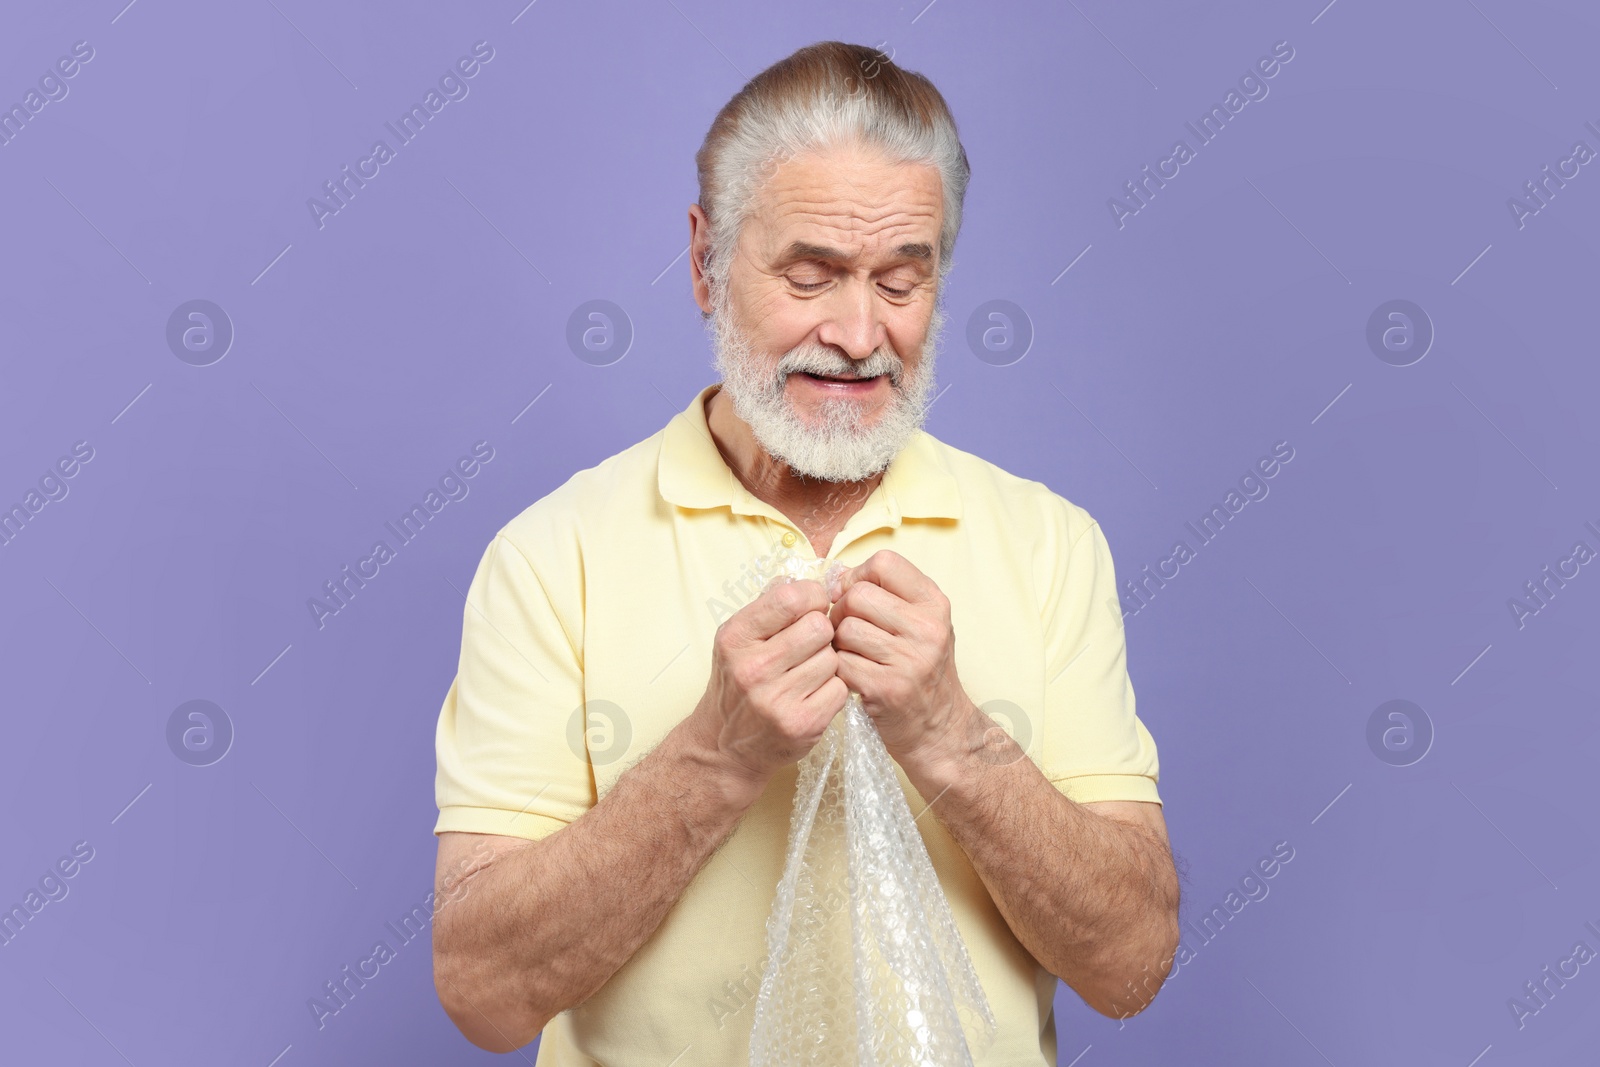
xmin=707 ymin=142 xmax=946 ymax=484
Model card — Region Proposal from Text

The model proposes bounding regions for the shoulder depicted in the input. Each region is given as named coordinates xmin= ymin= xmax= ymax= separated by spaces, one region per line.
xmin=918 ymin=430 xmax=1101 ymax=546
xmin=493 ymin=425 xmax=667 ymax=565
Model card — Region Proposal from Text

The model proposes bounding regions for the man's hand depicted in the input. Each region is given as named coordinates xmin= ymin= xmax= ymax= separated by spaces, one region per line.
xmin=825 ymin=553 xmax=1179 ymax=1016
xmin=826 ymin=549 xmax=982 ymax=775
xmin=693 ymin=575 xmax=851 ymax=797
xmin=435 ymin=575 xmax=849 ymax=1051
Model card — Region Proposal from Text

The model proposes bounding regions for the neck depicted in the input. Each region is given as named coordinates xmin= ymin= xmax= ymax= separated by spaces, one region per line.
xmin=704 ymin=384 xmax=883 ymax=534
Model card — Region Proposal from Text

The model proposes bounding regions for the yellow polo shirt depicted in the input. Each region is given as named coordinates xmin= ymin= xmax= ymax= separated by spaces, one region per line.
xmin=434 ymin=381 xmax=1161 ymax=1066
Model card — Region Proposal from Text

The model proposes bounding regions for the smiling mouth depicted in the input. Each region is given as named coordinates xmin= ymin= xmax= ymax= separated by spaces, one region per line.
xmin=799 ymin=371 xmax=880 ymax=383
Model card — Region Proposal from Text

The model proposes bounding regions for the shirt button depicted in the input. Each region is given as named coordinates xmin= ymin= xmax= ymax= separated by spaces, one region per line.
xmin=781 ymin=531 xmax=797 ymax=547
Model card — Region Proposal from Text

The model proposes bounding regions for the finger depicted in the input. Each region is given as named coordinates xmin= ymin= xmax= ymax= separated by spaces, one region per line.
xmin=836 ymin=550 xmax=938 ymax=605
xmin=827 ymin=577 xmax=909 ymax=638
xmin=734 ymin=577 xmax=830 ymax=644
xmin=797 ymin=673 xmax=850 ymax=729
xmin=784 ymin=638 xmax=841 ymax=704
xmin=762 ymin=609 xmax=836 ymax=676
xmin=764 ymin=642 xmax=843 ymax=741
xmin=833 ymin=647 xmax=883 ymax=701
xmin=830 ymin=614 xmax=896 ymax=665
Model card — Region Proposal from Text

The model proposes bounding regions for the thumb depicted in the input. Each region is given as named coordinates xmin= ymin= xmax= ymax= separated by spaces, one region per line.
xmin=824 ymin=560 xmax=854 ymax=603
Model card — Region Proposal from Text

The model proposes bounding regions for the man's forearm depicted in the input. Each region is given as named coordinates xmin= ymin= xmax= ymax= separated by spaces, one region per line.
xmin=434 ymin=710 xmax=762 ymax=1051
xmin=899 ymin=700 xmax=1180 ymax=1018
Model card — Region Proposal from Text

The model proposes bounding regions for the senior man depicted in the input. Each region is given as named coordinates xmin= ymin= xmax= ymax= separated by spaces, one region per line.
xmin=431 ymin=40 xmax=1179 ymax=1064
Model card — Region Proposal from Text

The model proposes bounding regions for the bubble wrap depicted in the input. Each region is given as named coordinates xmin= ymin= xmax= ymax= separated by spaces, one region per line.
xmin=747 ymin=548 xmax=997 ymax=1067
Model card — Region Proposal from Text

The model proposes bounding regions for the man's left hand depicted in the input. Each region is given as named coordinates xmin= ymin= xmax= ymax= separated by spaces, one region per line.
xmin=826 ymin=549 xmax=978 ymax=773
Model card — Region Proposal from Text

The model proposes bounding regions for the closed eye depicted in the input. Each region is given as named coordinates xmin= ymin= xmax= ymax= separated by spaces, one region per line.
xmin=788 ymin=278 xmax=915 ymax=298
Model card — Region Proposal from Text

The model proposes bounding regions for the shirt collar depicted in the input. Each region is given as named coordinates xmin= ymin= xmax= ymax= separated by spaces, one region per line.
xmin=657 ymin=382 xmax=963 ymax=525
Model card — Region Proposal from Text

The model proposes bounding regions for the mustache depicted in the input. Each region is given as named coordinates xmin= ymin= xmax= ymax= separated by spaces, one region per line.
xmin=776 ymin=346 xmax=903 ymax=385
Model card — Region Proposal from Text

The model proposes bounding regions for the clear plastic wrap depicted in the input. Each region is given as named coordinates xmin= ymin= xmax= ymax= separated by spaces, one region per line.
xmin=747 ymin=548 xmax=997 ymax=1066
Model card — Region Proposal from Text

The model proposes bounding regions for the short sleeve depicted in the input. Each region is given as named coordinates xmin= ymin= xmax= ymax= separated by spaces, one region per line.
xmin=434 ymin=532 xmax=595 ymax=841
xmin=1036 ymin=502 xmax=1162 ymax=806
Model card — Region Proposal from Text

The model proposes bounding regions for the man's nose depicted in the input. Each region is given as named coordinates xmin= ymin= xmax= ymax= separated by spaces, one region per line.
xmin=814 ymin=280 xmax=887 ymax=362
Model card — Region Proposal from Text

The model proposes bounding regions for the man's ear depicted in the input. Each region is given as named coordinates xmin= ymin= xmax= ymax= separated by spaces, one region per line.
xmin=688 ymin=204 xmax=715 ymax=316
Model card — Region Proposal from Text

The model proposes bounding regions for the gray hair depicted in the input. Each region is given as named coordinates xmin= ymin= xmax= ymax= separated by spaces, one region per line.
xmin=693 ymin=41 xmax=971 ymax=313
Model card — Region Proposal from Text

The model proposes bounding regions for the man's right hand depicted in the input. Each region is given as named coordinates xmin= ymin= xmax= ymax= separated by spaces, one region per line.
xmin=434 ymin=578 xmax=846 ymax=1051
xmin=692 ymin=575 xmax=849 ymax=796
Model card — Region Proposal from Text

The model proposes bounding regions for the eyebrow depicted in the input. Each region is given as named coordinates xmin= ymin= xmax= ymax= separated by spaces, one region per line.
xmin=778 ymin=240 xmax=935 ymax=266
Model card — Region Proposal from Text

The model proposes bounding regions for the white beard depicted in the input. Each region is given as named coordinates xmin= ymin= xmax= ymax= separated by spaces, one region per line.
xmin=707 ymin=295 xmax=944 ymax=483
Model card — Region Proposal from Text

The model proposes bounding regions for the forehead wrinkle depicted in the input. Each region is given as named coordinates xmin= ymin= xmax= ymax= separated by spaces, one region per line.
xmin=761 ymin=175 xmax=941 ymax=223
xmin=780 ymin=201 xmax=939 ymax=225
xmin=773 ymin=189 xmax=940 ymax=220
xmin=749 ymin=163 xmax=944 ymax=268
xmin=781 ymin=213 xmax=937 ymax=244
xmin=768 ymin=204 xmax=940 ymax=251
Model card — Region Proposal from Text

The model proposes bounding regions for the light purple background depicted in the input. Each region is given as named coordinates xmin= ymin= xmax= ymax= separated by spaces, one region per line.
xmin=3 ymin=0 xmax=1597 ymax=1063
